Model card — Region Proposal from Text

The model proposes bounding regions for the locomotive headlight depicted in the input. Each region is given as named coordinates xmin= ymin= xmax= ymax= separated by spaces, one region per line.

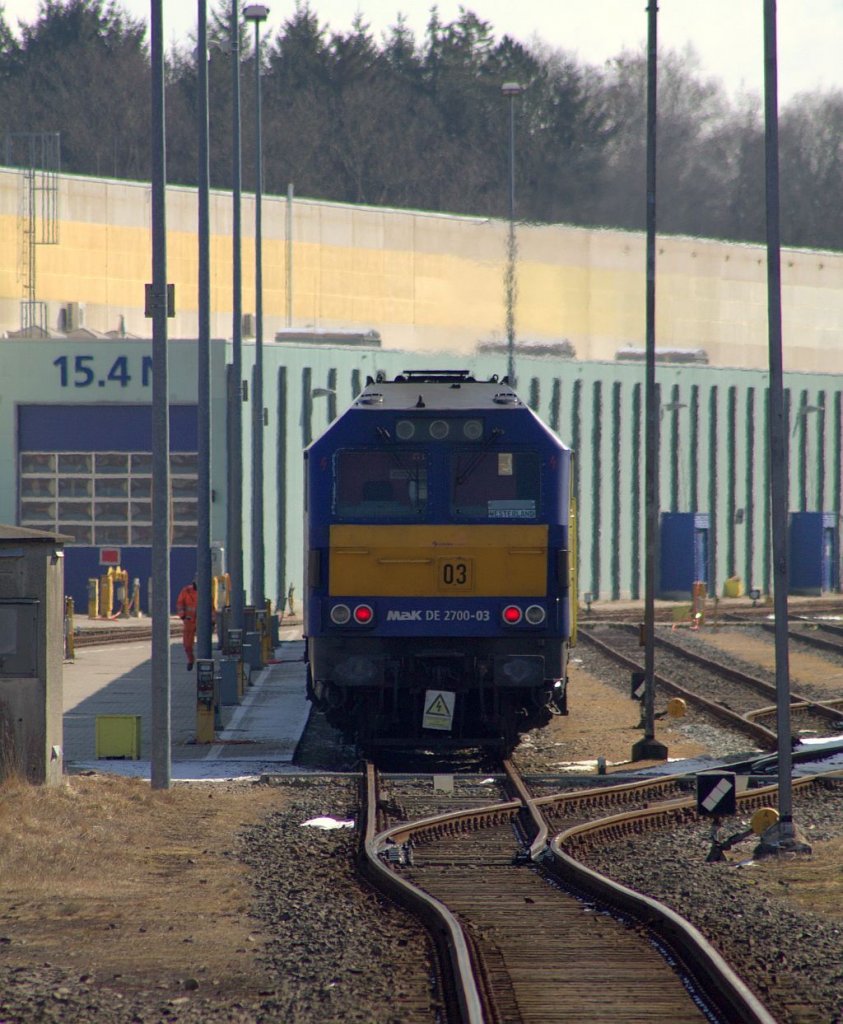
xmin=463 ymin=419 xmax=483 ymax=440
xmin=494 ymin=655 xmax=543 ymax=686
xmin=396 ymin=419 xmax=415 ymax=440
xmin=429 ymin=419 xmax=450 ymax=439
xmin=502 ymin=659 xmax=534 ymax=683
xmin=502 ymin=605 xmax=522 ymax=624
xmin=335 ymin=656 xmax=378 ymax=684
xmin=353 ymin=603 xmax=374 ymax=624
xmin=525 ymin=604 xmax=546 ymax=625
xmin=330 ymin=604 xmax=351 ymax=625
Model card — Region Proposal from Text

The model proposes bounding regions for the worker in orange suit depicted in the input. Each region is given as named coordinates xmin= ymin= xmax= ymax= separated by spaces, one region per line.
xmin=176 ymin=578 xmax=198 ymax=670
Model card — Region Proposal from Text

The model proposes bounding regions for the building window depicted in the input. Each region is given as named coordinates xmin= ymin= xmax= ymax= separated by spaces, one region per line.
xmin=19 ymin=450 xmax=198 ymax=546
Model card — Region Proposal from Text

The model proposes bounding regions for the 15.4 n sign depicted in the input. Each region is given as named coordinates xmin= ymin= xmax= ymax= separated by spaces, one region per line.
xmin=52 ymin=354 xmax=153 ymax=389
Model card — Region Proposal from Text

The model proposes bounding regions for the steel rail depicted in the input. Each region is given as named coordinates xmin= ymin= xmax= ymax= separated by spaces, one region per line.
xmin=358 ymin=762 xmax=488 ymax=1024
xmin=370 ymin=763 xmax=719 ymax=1021
xmin=579 ymin=627 xmax=778 ymax=747
xmin=532 ymin=773 xmax=690 ymax=818
xmin=542 ymin=778 xmax=837 ymax=1024
xmin=653 ymin=629 xmax=843 ymax=723
xmin=764 ymin=619 xmax=843 ymax=656
xmin=746 ymin=698 xmax=843 ymax=725
xmin=547 ymin=775 xmax=842 ymax=1022
xmin=361 ymin=760 xmax=838 ymax=1024
xmin=546 ymin=830 xmax=778 ymax=1024
xmin=502 ymin=758 xmax=548 ymax=859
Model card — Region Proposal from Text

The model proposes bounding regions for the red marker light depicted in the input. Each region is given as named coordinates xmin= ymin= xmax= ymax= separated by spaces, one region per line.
xmin=354 ymin=604 xmax=374 ymax=624
xmin=502 ymin=605 xmax=522 ymax=624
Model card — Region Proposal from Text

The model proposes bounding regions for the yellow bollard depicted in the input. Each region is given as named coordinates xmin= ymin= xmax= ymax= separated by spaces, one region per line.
xmin=116 ymin=569 xmax=130 ymax=618
xmin=99 ymin=571 xmax=114 ymax=619
xmin=130 ymin=577 xmax=141 ymax=617
xmin=259 ymin=610 xmax=272 ymax=663
xmin=213 ymin=574 xmax=231 ymax=612
xmin=87 ymin=578 xmax=99 ymax=619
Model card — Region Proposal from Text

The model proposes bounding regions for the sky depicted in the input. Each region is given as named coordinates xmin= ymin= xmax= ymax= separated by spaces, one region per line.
xmin=2 ymin=0 xmax=842 ymax=105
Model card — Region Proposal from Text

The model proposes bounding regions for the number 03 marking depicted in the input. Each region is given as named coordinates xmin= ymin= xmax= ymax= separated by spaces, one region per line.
xmin=440 ymin=560 xmax=471 ymax=588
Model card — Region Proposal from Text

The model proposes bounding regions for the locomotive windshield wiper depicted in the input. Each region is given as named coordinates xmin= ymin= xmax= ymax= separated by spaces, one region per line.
xmin=378 ymin=447 xmax=427 ymax=512
xmin=455 ymin=429 xmax=504 ymax=485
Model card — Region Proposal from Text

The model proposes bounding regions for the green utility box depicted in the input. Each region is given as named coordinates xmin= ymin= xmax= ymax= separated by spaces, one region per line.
xmin=95 ymin=715 xmax=141 ymax=759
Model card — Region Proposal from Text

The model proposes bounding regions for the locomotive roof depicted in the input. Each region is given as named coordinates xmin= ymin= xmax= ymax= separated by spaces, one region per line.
xmin=353 ymin=370 xmax=522 ymax=411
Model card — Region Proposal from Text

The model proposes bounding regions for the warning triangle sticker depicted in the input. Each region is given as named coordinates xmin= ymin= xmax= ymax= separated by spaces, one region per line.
xmin=425 ymin=694 xmax=451 ymax=717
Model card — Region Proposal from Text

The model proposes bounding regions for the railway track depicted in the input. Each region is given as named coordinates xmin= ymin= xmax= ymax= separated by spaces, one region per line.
xmin=583 ymin=598 xmax=843 ymax=627
xmin=360 ymin=761 xmax=778 ymax=1024
xmin=72 ymin=622 xmax=181 ymax=648
xmin=579 ymin=623 xmax=843 ymax=747
xmin=767 ymin=618 xmax=843 ymax=657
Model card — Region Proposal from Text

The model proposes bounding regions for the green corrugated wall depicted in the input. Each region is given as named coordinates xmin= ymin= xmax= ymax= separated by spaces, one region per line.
xmin=244 ymin=344 xmax=843 ymax=606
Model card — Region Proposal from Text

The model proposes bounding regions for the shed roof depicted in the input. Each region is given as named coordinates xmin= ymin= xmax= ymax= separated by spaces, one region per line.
xmin=0 ymin=523 xmax=72 ymax=543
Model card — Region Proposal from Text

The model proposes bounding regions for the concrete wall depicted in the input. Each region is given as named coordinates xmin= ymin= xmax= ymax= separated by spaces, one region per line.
xmin=2 ymin=168 xmax=842 ymax=372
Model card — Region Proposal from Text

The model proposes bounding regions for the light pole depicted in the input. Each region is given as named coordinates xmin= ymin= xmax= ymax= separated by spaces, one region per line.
xmin=501 ymin=81 xmax=524 ymax=387
xmin=149 ymin=0 xmax=171 ymax=789
xmin=761 ymin=0 xmax=810 ymax=854
xmin=245 ymin=3 xmax=269 ymax=613
xmin=196 ymin=0 xmax=212 ymax=662
xmin=227 ymin=2 xmax=244 ymax=632
xmin=632 ymin=1 xmax=668 ymax=762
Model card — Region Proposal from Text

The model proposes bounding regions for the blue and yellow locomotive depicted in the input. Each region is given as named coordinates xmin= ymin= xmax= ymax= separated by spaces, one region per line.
xmin=303 ymin=369 xmax=576 ymax=752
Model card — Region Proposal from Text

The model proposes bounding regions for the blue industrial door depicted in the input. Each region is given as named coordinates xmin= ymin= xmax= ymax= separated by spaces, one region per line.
xmin=659 ymin=512 xmax=711 ymax=599
xmin=789 ymin=512 xmax=840 ymax=595
xmin=17 ymin=404 xmax=199 ymax=612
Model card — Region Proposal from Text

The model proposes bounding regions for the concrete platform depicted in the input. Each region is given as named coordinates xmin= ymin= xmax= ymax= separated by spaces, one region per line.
xmin=63 ymin=620 xmax=312 ymax=779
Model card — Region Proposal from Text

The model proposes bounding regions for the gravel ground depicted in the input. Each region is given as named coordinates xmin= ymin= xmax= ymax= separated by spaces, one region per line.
xmin=241 ymin=778 xmax=438 ymax=1023
xmin=2 ymin=632 xmax=841 ymax=1023
xmin=0 ymin=777 xmax=437 ymax=1024
xmin=581 ymin=784 xmax=843 ymax=1024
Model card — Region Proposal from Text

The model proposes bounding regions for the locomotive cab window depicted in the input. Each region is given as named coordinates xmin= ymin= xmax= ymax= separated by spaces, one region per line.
xmin=451 ymin=450 xmax=540 ymax=519
xmin=334 ymin=450 xmax=428 ymax=518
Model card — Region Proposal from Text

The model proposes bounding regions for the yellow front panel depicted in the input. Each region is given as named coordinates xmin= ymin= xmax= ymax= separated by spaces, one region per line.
xmin=329 ymin=524 xmax=548 ymax=597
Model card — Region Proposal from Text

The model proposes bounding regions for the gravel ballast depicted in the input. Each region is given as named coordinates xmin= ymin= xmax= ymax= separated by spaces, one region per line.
xmin=2 ymin=627 xmax=841 ymax=1023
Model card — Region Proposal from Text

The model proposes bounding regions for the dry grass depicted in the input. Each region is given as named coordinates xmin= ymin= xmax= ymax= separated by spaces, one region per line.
xmin=746 ymin=835 xmax=843 ymax=917
xmin=0 ymin=773 xmax=288 ymax=994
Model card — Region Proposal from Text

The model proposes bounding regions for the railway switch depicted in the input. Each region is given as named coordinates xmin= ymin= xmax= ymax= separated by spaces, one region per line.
xmin=703 ymin=803 xmax=779 ymax=863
